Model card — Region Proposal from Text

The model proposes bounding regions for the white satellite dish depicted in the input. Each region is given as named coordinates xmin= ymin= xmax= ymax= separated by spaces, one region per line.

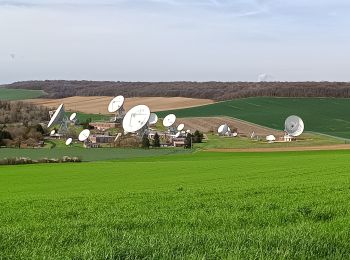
xmin=218 ymin=124 xmax=228 ymax=135
xmin=266 ymin=135 xmax=276 ymax=142
xmin=227 ymin=126 xmax=231 ymax=133
xmin=108 ymin=95 xmax=125 ymax=113
xmin=69 ymin=113 xmax=77 ymax=121
xmin=232 ymin=132 xmax=238 ymax=137
xmin=123 ymin=105 xmax=151 ymax=133
xmin=186 ymin=129 xmax=191 ymax=133
xmin=174 ymin=132 xmax=181 ymax=138
xmin=177 ymin=124 xmax=185 ymax=132
xmin=48 ymin=104 xmax=65 ymax=128
xmin=149 ymin=113 xmax=158 ymax=125
xmin=65 ymin=138 xmax=73 ymax=146
xmin=78 ymin=129 xmax=90 ymax=142
xmin=285 ymin=115 xmax=304 ymax=137
xmin=163 ymin=114 xmax=176 ymax=127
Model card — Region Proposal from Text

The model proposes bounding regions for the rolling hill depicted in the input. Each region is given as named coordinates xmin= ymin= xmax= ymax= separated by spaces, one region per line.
xmin=158 ymin=97 xmax=350 ymax=139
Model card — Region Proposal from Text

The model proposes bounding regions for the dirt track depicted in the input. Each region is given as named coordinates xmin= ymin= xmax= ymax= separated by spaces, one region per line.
xmin=27 ymin=96 xmax=214 ymax=114
xmin=177 ymin=117 xmax=283 ymax=137
xmin=205 ymin=144 xmax=350 ymax=153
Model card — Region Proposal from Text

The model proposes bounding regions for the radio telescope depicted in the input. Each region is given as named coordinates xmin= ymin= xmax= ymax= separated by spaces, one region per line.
xmin=78 ymin=129 xmax=90 ymax=142
xmin=163 ymin=114 xmax=176 ymax=133
xmin=108 ymin=95 xmax=126 ymax=123
xmin=177 ymin=123 xmax=185 ymax=132
xmin=123 ymin=105 xmax=151 ymax=135
xmin=65 ymin=138 xmax=73 ymax=146
xmin=285 ymin=115 xmax=304 ymax=137
xmin=149 ymin=113 xmax=158 ymax=125
xmin=218 ymin=124 xmax=228 ymax=135
xmin=69 ymin=113 xmax=77 ymax=123
xmin=47 ymin=104 xmax=69 ymax=135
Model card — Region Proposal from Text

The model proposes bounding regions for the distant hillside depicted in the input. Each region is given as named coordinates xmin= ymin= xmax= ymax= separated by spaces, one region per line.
xmin=3 ymin=80 xmax=350 ymax=101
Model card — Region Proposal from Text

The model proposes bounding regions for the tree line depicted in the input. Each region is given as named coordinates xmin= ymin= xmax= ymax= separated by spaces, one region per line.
xmin=4 ymin=80 xmax=350 ymax=101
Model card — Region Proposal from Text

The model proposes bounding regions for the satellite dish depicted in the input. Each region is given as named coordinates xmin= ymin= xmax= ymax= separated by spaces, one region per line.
xmin=78 ymin=129 xmax=90 ymax=142
xmin=163 ymin=114 xmax=176 ymax=127
xmin=108 ymin=95 xmax=125 ymax=113
xmin=186 ymin=129 xmax=191 ymax=133
xmin=266 ymin=135 xmax=276 ymax=142
xmin=149 ymin=113 xmax=158 ymax=125
xmin=122 ymin=105 xmax=151 ymax=133
xmin=218 ymin=124 xmax=228 ymax=135
xmin=177 ymin=124 xmax=185 ymax=131
xmin=48 ymin=104 xmax=65 ymax=128
xmin=285 ymin=115 xmax=304 ymax=137
xmin=50 ymin=130 xmax=56 ymax=136
xmin=232 ymin=132 xmax=238 ymax=137
xmin=175 ymin=132 xmax=181 ymax=138
xmin=69 ymin=113 xmax=77 ymax=121
xmin=227 ymin=126 xmax=231 ymax=133
xmin=65 ymin=138 xmax=73 ymax=146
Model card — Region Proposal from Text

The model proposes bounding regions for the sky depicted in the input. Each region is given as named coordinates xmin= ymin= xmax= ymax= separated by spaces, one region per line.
xmin=0 ymin=0 xmax=350 ymax=83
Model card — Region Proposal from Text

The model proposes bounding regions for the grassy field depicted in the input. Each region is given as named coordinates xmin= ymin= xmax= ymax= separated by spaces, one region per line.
xmin=198 ymin=132 xmax=345 ymax=149
xmin=1 ymin=150 xmax=350 ymax=258
xmin=158 ymin=97 xmax=350 ymax=139
xmin=0 ymin=146 xmax=190 ymax=161
xmin=0 ymin=88 xmax=45 ymax=100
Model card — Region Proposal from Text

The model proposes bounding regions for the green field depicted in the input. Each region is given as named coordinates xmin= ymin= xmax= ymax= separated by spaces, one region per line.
xmin=0 ymin=88 xmax=45 ymax=100
xmin=158 ymin=97 xmax=350 ymax=139
xmin=0 ymin=146 xmax=190 ymax=161
xmin=198 ymin=133 xmax=345 ymax=149
xmin=1 ymin=150 xmax=350 ymax=258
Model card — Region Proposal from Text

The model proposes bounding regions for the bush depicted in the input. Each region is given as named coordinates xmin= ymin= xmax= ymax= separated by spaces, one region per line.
xmin=153 ymin=132 xmax=160 ymax=147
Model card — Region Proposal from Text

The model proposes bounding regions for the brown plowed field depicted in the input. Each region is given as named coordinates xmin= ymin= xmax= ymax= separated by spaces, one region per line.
xmin=177 ymin=117 xmax=283 ymax=137
xmin=27 ymin=96 xmax=214 ymax=114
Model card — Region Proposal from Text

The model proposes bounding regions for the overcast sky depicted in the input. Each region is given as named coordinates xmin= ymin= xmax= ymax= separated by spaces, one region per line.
xmin=0 ymin=0 xmax=349 ymax=83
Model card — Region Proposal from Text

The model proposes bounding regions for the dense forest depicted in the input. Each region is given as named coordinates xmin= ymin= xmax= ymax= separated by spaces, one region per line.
xmin=3 ymin=81 xmax=350 ymax=101
xmin=0 ymin=100 xmax=50 ymax=124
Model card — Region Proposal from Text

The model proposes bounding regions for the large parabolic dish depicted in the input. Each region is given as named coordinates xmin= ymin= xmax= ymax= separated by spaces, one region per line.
xmin=123 ymin=105 xmax=151 ymax=133
xmin=108 ymin=95 xmax=125 ymax=113
xmin=163 ymin=114 xmax=176 ymax=127
xmin=78 ymin=129 xmax=90 ymax=142
xmin=218 ymin=124 xmax=228 ymax=135
xmin=48 ymin=104 xmax=65 ymax=128
xmin=285 ymin=115 xmax=304 ymax=137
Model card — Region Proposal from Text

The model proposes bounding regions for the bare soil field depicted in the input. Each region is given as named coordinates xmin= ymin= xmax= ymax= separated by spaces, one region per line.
xmin=177 ymin=116 xmax=283 ymax=136
xmin=206 ymin=144 xmax=350 ymax=153
xmin=27 ymin=96 xmax=214 ymax=114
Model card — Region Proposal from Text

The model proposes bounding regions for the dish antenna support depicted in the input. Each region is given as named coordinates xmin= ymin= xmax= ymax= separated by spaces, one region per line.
xmin=108 ymin=95 xmax=126 ymax=123
xmin=47 ymin=104 xmax=69 ymax=135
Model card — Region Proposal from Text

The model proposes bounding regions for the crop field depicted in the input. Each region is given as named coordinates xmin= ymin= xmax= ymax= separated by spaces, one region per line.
xmin=0 ymin=146 xmax=190 ymax=162
xmin=158 ymin=97 xmax=350 ymax=139
xmin=0 ymin=88 xmax=45 ymax=100
xmin=1 ymin=150 xmax=350 ymax=259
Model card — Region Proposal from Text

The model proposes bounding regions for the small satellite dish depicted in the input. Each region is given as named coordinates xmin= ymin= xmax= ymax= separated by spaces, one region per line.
xmin=218 ymin=124 xmax=228 ymax=135
xmin=149 ymin=113 xmax=158 ymax=125
xmin=266 ymin=135 xmax=276 ymax=141
xmin=285 ymin=115 xmax=304 ymax=137
xmin=232 ymin=132 xmax=238 ymax=137
xmin=123 ymin=105 xmax=151 ymax=133
xmin=65 ymin=138 xmax=73 ymax=146
xmin=227 ymin=126 xmax=231 ymax=133
xmin=177 ymin=124 xmax=185 ymax=132
xmin=163 ymin=114 xmax=176 ymax=127
xmin=108 ymin=95 xmax=125 ymax=113
xmin=78 ymin=129 xmax=90 ymax=142
xmin=69 ymin=113 xmax=77 ymax=121
xmin=50 ymin=130 xmax=56 ymax=136
xmin=48 ymin=104 xmax=65 ymax=128
xmin=186 ymin=129 xmax=191 ymax=133
xmin=175 ymin=132 xmax=181 ymax=138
